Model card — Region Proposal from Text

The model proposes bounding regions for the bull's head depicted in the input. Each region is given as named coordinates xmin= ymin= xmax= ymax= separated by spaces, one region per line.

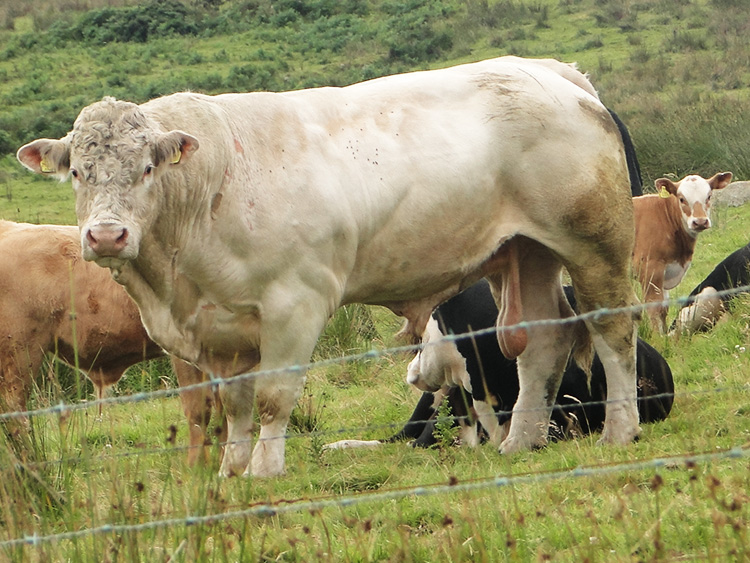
xmin=654 ymin=172 xmax=732 ymax=236
xmin=17 ymin=97 xmax=199 ymax=270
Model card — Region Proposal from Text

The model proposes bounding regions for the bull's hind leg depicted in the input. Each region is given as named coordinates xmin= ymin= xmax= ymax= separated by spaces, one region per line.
xmin=568 ymin=257 xmax=640 ymax=446
xmin=488 ymin=238 xmax=577 ymax=454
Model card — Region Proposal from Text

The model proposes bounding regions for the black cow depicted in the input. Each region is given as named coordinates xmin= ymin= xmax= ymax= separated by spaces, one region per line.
xmin=608 ymin=108 xmax=643 ymax=197
xmin=673 ymin=241 xmax=750 ymax=334
xmin=395 ymin=280 xmax=673 ymax=448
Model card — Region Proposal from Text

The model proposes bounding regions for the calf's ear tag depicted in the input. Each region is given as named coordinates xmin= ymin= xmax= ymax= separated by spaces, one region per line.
xmin=659 ymin=186 xmax=671 ymax=198
xmin=170 ymin=150 xmax=182 ymax=164
xmin=40 ymin=157 xmax=53 ymax=173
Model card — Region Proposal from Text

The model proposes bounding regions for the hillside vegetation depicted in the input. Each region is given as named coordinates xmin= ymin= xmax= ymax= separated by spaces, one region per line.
xmin=0 ymin=0 xmax=749 ymax=223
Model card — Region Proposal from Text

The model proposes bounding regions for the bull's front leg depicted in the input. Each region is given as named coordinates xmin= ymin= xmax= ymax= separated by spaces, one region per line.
xmin=243 ymin=296 xmax=330 ymax=478
xmin=218 ymin=374 xmax=256 ymax=477
xmin=248 ymin=370 xmax=307 ymax=477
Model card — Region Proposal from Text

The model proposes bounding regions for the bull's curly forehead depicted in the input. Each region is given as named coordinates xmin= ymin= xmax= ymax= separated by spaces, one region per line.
xmin=69 ymin=97 xmax=154 ymax=184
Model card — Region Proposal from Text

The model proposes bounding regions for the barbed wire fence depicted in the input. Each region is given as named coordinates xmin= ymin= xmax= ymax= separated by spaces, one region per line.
xmin=1 ymin=287 xmax=749 ymax=551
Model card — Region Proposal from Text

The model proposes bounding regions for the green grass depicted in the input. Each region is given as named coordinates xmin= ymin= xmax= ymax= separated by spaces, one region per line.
xmin=1 ymin=204 xmax=749 ymax=560
xmin=1 ymin=0 xmax=750 ymax=559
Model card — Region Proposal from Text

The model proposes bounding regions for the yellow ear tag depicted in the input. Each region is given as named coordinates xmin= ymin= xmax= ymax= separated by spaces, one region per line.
xmin=170 ymin=150 xmax=182 ymax=165
xmin=40 ymin=157 xmax=53 ymax=173
xmin=659 ymin=186 xmax=671 ymax=198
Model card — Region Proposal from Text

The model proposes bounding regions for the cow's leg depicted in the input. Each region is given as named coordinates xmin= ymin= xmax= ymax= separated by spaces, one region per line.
xmin=247 ymin=369 xmax=307 ymax=477
xmin=387 ymin=390 xmax=442 ymax=442
xmin=218 ymin=374 xmax=257 ymax=477
xmin=245 ymin=302 xmax=330 ymax=478
xmin=489 ymin=239 xmax=575 ymax=454
xmin=1 ymin=348 xmax=44 ymax=440
xmin=172 ymin=358 xmax=218 ymax=466
xmin=568 ymin=258 xmax=640 ymax=446
xmin=473 ymin=398 xmax=508 ymax=446
xmin=637 ymin=263 xmax=667 ymax=333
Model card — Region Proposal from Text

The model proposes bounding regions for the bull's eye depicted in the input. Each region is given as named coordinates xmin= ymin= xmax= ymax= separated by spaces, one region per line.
xmin=144 ymin=164 xmax=154 ymax=176
xmin=70 ymin=169 xmax=79 ymax=179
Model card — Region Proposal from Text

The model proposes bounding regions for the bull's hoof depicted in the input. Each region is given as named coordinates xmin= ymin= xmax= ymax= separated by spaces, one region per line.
xmin=597 ymin=425 xmax=641 ymax=446
xmin=498 ymin=434 xmax=547 ymax=455
xmin=218 ymin=447 xmax=250 ymax=478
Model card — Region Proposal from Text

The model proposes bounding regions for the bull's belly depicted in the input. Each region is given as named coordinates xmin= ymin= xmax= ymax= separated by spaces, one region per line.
xmin=344 ymin=222 xmax=521 ymax=305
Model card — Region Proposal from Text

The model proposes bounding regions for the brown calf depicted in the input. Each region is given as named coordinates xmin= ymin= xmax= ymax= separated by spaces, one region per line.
xmin=632 ymin=172 xmax=732 ymax=331
xmin=0 ymin=220 xmax=221 ymax=464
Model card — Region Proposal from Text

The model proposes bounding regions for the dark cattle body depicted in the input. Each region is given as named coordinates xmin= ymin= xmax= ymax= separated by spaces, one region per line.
xmin=672 ymin=241 xmax=750 ymax=333
xmin=394 ymin=280 xmax=674 ymax=447
xmin=685 ymin=241 xmax=750 ymax=303
xmin=607 ymin=108 xmax=643 ymax=197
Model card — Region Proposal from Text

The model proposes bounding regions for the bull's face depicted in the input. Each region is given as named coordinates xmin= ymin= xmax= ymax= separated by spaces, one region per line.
xmin=655 ymin=172 xmax=732 ymax=236
xmin=406 ymin=317 xmax=469 ymax=393
xmin=16 ymin=97 xmax=198 ymax=270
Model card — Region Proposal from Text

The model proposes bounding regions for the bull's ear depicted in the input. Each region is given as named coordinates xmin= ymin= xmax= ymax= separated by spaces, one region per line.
xmin=154 ymin=131 xmax=199 ymax=167
xmin=654 ymin=178 xmax=678 ymax=197
xmin=708 ymin=171 xmax=732 ymax=191
xmin=16 ymin=138 xmax=70 ymax=178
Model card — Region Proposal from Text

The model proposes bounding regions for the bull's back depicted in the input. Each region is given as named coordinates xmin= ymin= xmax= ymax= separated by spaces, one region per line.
xmin=140 ymin=58 xmax=629 ymax=325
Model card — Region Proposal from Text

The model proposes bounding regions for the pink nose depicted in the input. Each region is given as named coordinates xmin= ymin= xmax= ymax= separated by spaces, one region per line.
xmin=692 ymin=217 xmax=709 ymax=231
xmin=86 ymin=224 xmax=129 ymax=256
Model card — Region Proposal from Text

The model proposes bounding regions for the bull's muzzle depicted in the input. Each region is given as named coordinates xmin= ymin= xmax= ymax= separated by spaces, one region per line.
xmin=85 ymin=223 xmax=129 ymax=258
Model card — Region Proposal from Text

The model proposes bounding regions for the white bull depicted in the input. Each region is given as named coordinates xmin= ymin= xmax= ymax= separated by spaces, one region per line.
xmin=17 ymin=56 xmax=639 ymax=478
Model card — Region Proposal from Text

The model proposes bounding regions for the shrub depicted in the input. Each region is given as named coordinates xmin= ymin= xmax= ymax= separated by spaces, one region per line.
xmin=56 ymin=0 xmax=201 ymax=45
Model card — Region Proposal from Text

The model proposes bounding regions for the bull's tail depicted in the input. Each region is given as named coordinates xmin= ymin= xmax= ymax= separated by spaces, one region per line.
xmin=570 ymin=318 xmax=594 ymax=383
xmin=560 ymin=287 xmax=594 ymax=382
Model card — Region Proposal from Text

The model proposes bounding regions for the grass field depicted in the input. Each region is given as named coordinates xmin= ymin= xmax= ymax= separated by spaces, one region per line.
xmin=1 ymin=203 xmax=749 ymax=561
xmin=1 ymin=0 xmax=749 ymax=560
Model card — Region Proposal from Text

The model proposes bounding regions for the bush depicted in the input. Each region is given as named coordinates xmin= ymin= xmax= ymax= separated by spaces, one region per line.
xmin=55 ymin=0 xmax=201 ymax=45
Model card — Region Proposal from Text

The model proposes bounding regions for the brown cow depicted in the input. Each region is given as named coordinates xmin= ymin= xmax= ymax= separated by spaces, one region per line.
xmin=632 ymin=172 xmax=732 ymax=332
xmin=0 ymin=220 xmax=220 ymax=464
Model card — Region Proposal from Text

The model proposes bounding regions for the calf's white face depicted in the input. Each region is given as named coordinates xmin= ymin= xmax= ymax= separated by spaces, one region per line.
xmin=655 ymin=172 xmax=732 ymax=235
xmin=406 ymin=317 xmax=470 ymax=393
